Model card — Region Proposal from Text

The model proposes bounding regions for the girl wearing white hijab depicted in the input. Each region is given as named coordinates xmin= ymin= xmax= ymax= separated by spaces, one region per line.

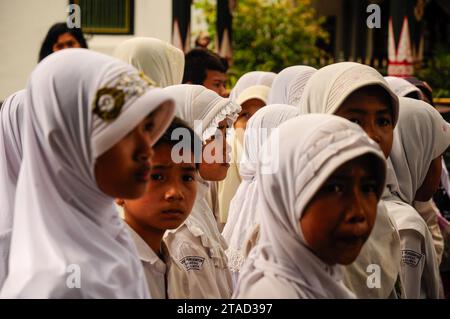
xmin=298 ymin=61 xmax=404 ymax=298
xmin=385 ymin=76 xmax=422 ymax=100
xmin=222 ymin=70 xmax=276 ymax=227
xmin=0 ymin=49 xmax=175 ymax=298
xmin=163 ymin=84 xmax=241 ymax=298
xmin=0 ymin=90 xmax=25 ymax=288
xmin=218 ymin=85 xmax=270 ymax=226
xmin=114 ymin=37 xmax=185 ymax=88
xmin=387 ymin=97 xmax=450 ymax=298
xmin=234 ymin=114 xmax=387 ymax=298
xmin=223 ymin=104 xmax=299 ymax=285
xmin=386 ymin=77 xmax=447 ymax=266
xmin=228 ymin=71 xmax=276 ymax=102
xmin=267 ymin=65 xmax=317 ymax=106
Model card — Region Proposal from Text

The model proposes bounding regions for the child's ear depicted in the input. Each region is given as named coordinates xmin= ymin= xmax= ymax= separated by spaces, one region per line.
xmin=115 ymin=198 xmax=125 ymax=207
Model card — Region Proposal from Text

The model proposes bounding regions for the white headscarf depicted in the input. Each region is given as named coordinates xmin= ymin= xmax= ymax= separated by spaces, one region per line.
xmin=385 ymin=76 xmax=421 ymax=98
xmin=299 ymin=62 xmax=399 ymax=125
xmin=385 ymin=75 xmax=450 ymax=210
xmin=267 ymin=65 xmax=317 ymax=106
xmin=1 ymin=49 xmax=175 ymax=298
xmin=229 ymin=71 xmax=276 ymax=102
xmin=163 ymin=84 xmax=241 ymax=267
xmin=384 ymin=99 xmax=448 ymax=299
xmin=297 ymin=62 xmax=403 ymax=298
xmin=164 ymin=84 xmax=241 ymax=142
xmin=0 ymin=90 xmax=25 ymax=288
xmin=114 ymin=37 xmax=185 ymax=88
xmin=390 ymin=97 xmax=450 ymax=205
xmin=223 ymin=104 xmax=299 ymax=273
xmin=235 ymin=114 xmax=386 ymax=298
xmin=235 ymin=85 xmax=270 ymax=107
xmin=297 ymin=62 xmax=400 ymax=197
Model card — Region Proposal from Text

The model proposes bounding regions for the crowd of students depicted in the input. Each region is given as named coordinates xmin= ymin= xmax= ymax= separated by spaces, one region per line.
xmin=0 ymin=23 xmax=449 ymax=299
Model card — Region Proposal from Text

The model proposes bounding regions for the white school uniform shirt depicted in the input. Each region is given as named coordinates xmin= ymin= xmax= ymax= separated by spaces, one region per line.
xmin=388 ymin=97 xmax=450 ymax=298
xmin=414 ymin=200 xmax=444 ymax=266
xmin=124 ymin=224 xmax=189 ymax=300
xmin=267 ymin=65 xmax=316 ymax=106
xmin=162 ymin=85 xmax=241 ymax=298
xmin=0 ymin=49 xmax=175 ymax=298
xmin=234 ymin=114 xmax=387 ymax=299
xmin=165 ymin=180 xmax=233 ymax=299
xmin=114 ymin=37 xmax=185 ymax=88
xmin=125 ymin=224 xmax=169 ymax=299
xmin=0 ymin=89 xmax=25 ymax=288
xmin=223 ymin=104 xmax=299 ymax=285
xmin=298 ymin=61 xmax=403 ymax=298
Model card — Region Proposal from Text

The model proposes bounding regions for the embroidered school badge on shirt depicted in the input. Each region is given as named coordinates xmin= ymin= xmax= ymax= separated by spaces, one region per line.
xmin=401 ymin=249 xmax=424 ymax=267
xmin=180 ymin=256 xmax=205 ymax=271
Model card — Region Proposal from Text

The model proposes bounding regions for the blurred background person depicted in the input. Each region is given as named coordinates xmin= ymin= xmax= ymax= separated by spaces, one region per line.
xmin=38 ymin=22 xmax=88 ymax=62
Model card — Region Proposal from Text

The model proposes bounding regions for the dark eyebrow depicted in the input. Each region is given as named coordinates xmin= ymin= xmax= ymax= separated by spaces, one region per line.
xmin=181 ymin=165 xmax=196 ymax=172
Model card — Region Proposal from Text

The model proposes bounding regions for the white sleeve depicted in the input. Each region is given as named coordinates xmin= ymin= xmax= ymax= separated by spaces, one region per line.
xmin=413 ymin=200 xmax=444 ymax=265
xmin=399 ymin=229 xmax=426 ymax=299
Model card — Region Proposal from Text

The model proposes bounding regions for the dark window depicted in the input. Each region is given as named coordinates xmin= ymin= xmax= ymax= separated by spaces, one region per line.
xmin=70 ymin=0 xmax=134 ymax=35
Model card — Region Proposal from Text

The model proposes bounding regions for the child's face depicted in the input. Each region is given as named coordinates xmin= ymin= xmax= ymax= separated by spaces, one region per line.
xmin=203 ymin=70 xmax=228 ymax=97
xmin=335 ymin=88 xmax=394 ymax=158
xmin=300 ymin=155 xmax=380 ymax=265
xmin=199 ymin=119 xmax=230 ymax=181
xmin=53 ymin=32 xmax=81 ymax=52
xmin=414 ymin=155 xmax=443 ymax=201
xmin=234 ymin=98 xmax=266 ymax=131
xmin=94 ymin=104 xmax=169 ymax=199
xmin=119 ymin=143 xmax=197 ymax=231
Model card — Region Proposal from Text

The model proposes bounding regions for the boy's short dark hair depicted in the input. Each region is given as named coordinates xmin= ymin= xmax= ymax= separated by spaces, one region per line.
xmin=183 ymin=49 xmax=227 ymax=85
xmin=155 ymin=117 xmax=202 ymax=168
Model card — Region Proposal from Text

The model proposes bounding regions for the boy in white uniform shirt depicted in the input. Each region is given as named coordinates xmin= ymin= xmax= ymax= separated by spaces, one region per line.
xmin=117 ymin=118 xmax=201 ymax=298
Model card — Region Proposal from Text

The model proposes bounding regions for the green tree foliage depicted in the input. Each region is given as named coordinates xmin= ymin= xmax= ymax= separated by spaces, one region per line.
xmin=415 ymin=45 xmax=450 ymax=98
xmin=231 ymin=0 xmax=329 ymax=81
xmin=193 ymin=0 xmax=217 ymax=49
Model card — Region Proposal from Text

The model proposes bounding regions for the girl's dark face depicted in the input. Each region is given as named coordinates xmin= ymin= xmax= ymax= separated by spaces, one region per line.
xmin=199 ymin=119 xmax=230 ymax=181
xmin=300 ymin=155 xmax=381 ymax=265
xmin=53 ymin=33 xmax=81 ymax=52
xmin=94 ymin=104 xmax=170 ymax=199
xmin=335 ymin=86 xmax=394 ymax=158
xmin=234 ymin=98 xmax=266 ymax=131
